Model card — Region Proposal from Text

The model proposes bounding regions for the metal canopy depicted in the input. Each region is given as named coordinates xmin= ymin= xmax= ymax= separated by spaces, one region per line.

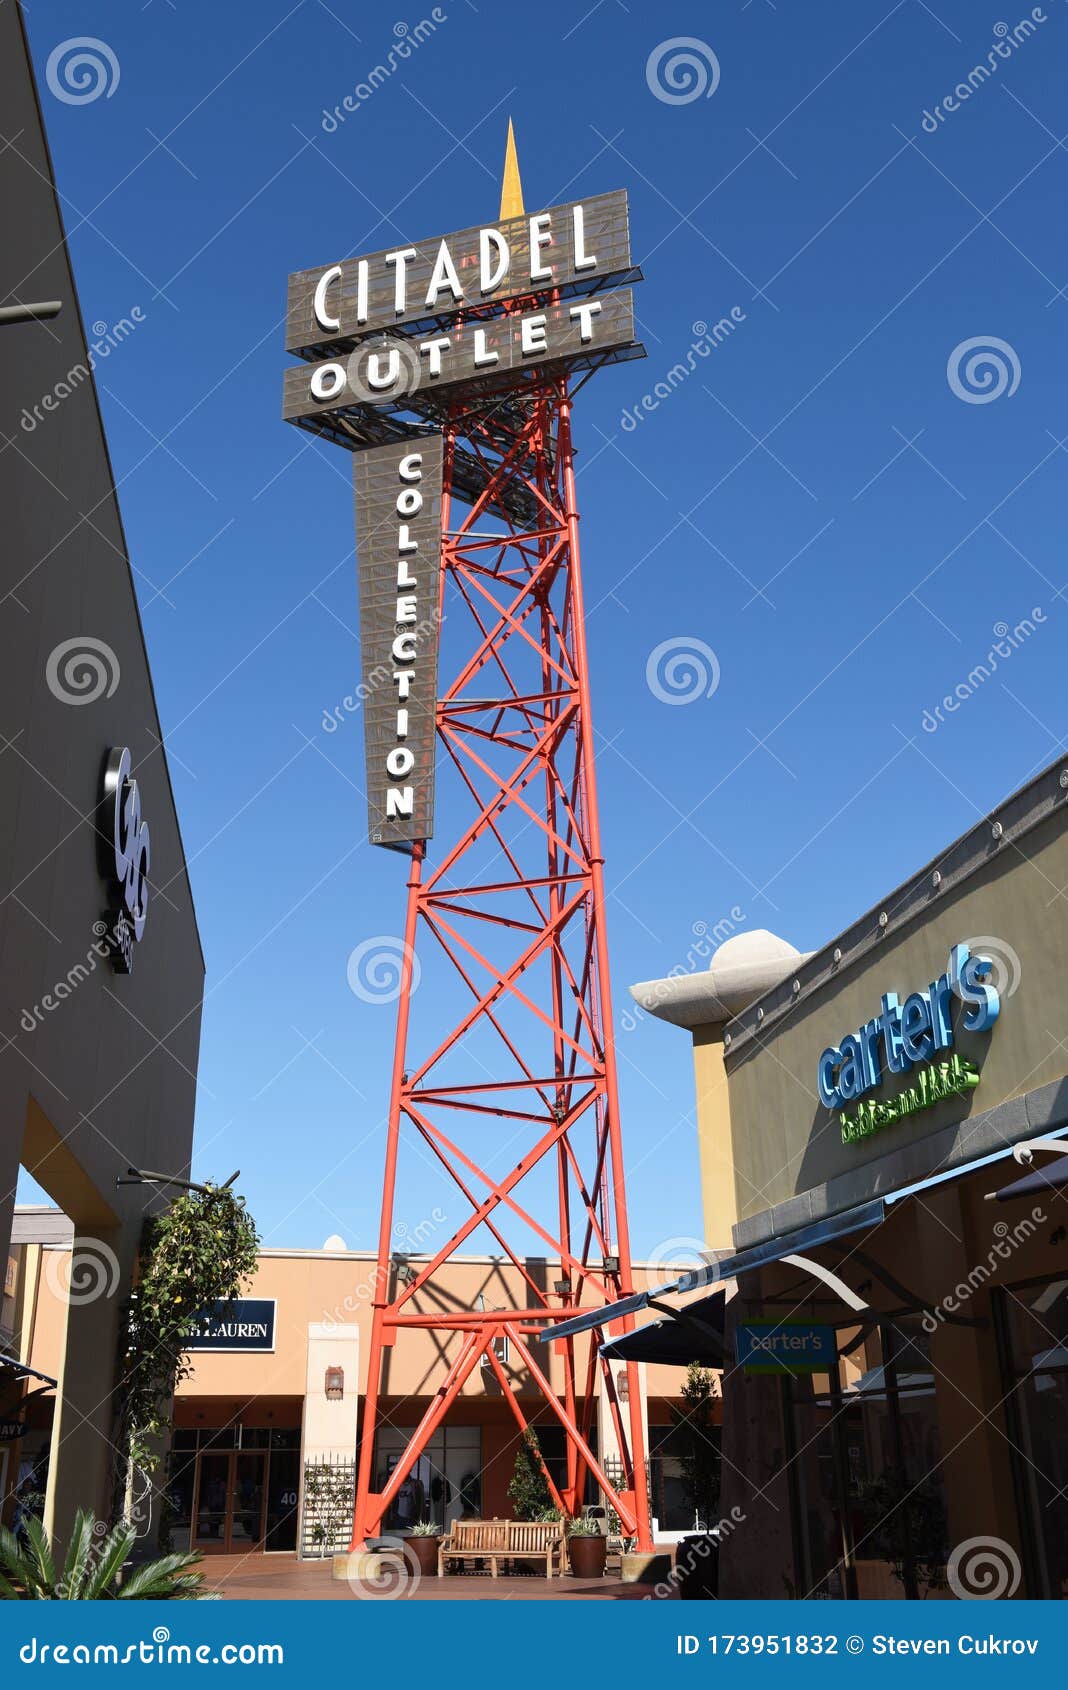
xmin=599 ymin=1288 xmax=727 ymax=1367
xmin=541 ymin=1197 xmax=887 ymax=1345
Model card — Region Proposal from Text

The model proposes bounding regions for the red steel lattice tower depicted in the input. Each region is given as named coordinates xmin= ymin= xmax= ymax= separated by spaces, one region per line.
xmin=349 ymin=361 xmax=652 ymax=1550
xmin=284 ymin=124 xmax=652 ymax=1555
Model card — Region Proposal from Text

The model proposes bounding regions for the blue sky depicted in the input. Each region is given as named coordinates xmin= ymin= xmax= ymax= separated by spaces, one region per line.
xmin=21 ymin=0 xmax=1068 ymax=1254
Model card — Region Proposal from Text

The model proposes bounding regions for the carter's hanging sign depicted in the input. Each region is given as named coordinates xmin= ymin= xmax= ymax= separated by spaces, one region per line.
xmin=97 ymin=746 xmax=150 ymax=973
xmin=352 ymin=436 xmax=443 ymax=847
xmin=816 ymin=942 xmax=1000 ymax=1145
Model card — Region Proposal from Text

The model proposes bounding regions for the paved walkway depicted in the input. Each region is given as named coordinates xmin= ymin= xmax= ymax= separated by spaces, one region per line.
xmin=203 ymin=1553 xmax=674 ymax=1601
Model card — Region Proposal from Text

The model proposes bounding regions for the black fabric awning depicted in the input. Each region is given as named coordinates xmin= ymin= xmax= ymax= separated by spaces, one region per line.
xmin=992 ymin=1158 xmax=1068 ymax=1202
xmin=599 ymin=1288 xmax=727 ymax=1367
xmin=0 ymin=1354 xmax=57 ymax=1389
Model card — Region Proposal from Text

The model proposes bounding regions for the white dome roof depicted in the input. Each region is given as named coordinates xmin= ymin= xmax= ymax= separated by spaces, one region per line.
xmin=629 ymin=928 xmax=809 ymax=1029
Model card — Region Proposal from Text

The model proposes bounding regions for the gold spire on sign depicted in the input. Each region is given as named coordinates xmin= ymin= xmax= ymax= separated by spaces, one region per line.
xmin=499 ymin=118 xmax=525 ymax=220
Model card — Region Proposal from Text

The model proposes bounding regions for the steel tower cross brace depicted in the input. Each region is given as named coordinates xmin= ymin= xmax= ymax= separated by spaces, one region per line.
xmin=349 ymin=372 xmax=653 ymax=1553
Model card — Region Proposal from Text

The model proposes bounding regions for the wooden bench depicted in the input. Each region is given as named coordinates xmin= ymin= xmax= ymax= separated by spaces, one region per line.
xmin=505 ymin=1518 xmax=566 ymax=1578
xmin=437 ymin=1518 xmax=565 ymax=1578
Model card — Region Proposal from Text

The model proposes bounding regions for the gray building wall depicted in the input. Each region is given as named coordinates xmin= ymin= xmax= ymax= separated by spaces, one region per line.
xmin=723 ymin=758 xmax=1068 ymax=1240
xmin=0 ymin=0 xmax=204 ymax=1543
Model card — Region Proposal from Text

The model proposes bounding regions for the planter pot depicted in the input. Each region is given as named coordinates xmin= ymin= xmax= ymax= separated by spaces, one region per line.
xmin=568 ymin=1534 xmax=607 ymax=1579
xmin=675 ymin=1533 xmax=719 ymax=1600
xmin=403 ymin=1535 xmax=440 ymax=1577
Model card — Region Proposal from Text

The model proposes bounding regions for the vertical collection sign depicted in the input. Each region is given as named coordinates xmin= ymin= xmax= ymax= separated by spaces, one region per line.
xmin=352 ymin=436 xmax=443 ymax=846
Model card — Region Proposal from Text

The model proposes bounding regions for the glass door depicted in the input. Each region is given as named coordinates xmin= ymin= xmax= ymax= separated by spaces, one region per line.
xmin=229 ymin=1453 xmax=266 ymax=1550
xmin=193 ymin=1452 xmax=230 ymax=1553
xmin=193 ymin=1451 xmax=267 ymax=1553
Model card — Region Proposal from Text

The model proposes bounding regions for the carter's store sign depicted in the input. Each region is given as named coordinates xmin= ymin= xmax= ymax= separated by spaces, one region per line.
xmin=816 ymin=942 xmax=1000 ymax=1145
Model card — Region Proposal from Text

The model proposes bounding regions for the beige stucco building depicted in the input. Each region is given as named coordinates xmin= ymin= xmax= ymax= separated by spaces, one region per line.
xmin=7 ymin=1232 xmax=706 ymax=1557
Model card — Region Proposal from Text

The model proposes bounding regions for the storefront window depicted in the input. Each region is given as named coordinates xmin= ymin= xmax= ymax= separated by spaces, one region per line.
xmin=997 ymin=1276 xmax=1068 ymax=1599
xmin=648 ymin=1421 xmax=715 ymax=1532
xmin=373 ymin=1426 xmax=481 ymax=1532
xmin=787 ymin=1319 xmax=946 ymax=1599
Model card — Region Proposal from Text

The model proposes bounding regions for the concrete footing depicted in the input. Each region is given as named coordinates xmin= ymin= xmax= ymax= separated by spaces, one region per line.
xmin=620 ymin=1550 xmax=673 ymax=1584
xmin=332 ymin=1550 xmax=402 ymax=1582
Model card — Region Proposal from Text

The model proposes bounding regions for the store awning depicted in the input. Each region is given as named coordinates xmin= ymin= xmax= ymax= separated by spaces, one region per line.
xmin=0 ymin=1355 xmax=57 ymax=1389
xmin=541 ymin=1196 xmax=887 ymax=1345
xmin=991 ymin=1159 xmax=1068 ymax=1202
xmin=599 ymin=1288 xmax=727 ymax=1367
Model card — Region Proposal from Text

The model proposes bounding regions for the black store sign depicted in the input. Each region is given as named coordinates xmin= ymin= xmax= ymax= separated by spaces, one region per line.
xmin=185 ymin=1299 xmax=276 ymax=1353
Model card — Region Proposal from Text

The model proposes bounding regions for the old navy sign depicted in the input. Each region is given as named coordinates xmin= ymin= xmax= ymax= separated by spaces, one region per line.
xmin=286 ymin=191 xmax=632 ymax=351
xmin=353 ymin=436 xmax=442 ymax=846
xmin=185 ymin=1298 xmax=276 ymax=1353
xmin=817 ymin=942 xmax=1000 ymax=1143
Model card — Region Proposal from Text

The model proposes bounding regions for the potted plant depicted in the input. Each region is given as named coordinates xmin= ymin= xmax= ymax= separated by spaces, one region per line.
xmin=671 ymin=1361 xmax=723 ymax=1598
xmin=567 ymin=1515 xmax=607 ymax=1579
xmin=403 ymin=1520 xmax=441 ymax=1577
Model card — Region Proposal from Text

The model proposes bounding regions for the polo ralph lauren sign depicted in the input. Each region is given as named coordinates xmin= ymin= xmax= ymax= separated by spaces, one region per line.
xmin=185 ymin=1298 xmax=276 ymax=1353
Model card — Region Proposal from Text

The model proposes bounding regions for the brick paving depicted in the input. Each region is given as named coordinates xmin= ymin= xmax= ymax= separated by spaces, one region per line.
xmin=203 ymin=1552 xmax=676 ymax=1601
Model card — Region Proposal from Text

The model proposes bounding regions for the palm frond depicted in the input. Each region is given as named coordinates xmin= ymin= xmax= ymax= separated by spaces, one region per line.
xmin=57 ymin=1511 xmax=98 ymax=1599
xmin=82 ymin=1525 xmax=136 ymax=1601
xmin=117 ymin=1551 xmax=204 ymax=1600
xmin=21 ymin=1517 xmax=57 ymax=1592
xmin=0 ymin=1524 xmax=36 ymax=1595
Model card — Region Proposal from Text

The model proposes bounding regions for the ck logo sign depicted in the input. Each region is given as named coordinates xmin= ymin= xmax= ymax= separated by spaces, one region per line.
xmin=99 ymin=746 xmax=150 ymax=972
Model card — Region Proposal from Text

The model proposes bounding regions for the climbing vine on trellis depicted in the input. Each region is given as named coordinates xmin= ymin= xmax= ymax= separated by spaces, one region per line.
xmin=110 ymin=1184 xmax=260 ymax=1523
